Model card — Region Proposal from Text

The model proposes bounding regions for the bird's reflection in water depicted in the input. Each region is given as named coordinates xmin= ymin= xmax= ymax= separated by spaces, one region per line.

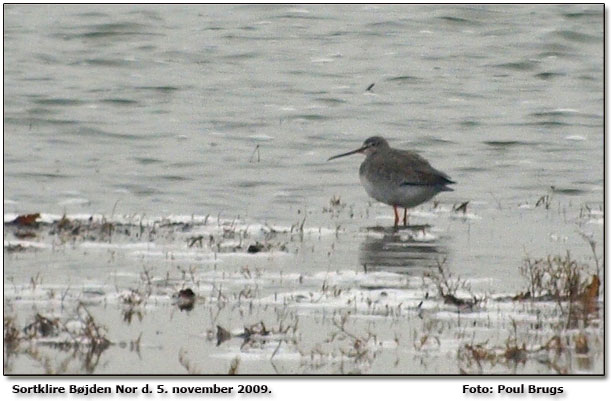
xmin=359 ymin=225 xmax=448 ymax=275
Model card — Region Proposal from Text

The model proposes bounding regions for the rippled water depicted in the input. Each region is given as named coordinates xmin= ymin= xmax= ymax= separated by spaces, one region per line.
xmin=3 ymin=4 xmax=603 ymax=375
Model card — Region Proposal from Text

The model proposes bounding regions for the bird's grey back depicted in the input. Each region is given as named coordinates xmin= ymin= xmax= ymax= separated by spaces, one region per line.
xmin=360 ymin=147 xmax=454 ymax=189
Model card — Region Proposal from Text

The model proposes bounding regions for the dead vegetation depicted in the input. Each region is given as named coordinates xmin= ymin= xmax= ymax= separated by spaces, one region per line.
xmin=510 ymin=251 xmax=600 ymax=329
xmin=23 ymin=314 xmax=60 ymax=338
xmin=3 ymin=204 xmax=603 ymax=375
xmin=5 ymin=244 xmax=29 ymax=253
xmin=228 ymin=356 xmax=240 ymax=374
xmin=516 ymin=252 xmax=593 ymax=300
xmin=4 ymin=315 xmax=21 ymax=354
xmin=424 ymin=257 xmax=484 ymax=311
xmin=457 ymin=248 xmax=602 ymax=374
xmin=452 ymin=201 xmax=469 ymax=214
xmin=119 ymin=289 xmax=146 ymax=323
xmin=322 ymin=195 xmax=346 ymax=218
xmin=4 ymin=213 xmax=295 ymax=258
xmin=457 ymin=317 xmax=592 ymax=375
xmin=178 ymin=348 xmax=202 ymax=374
xmin=3 ymin=303 xmax=119 ymax=374
xmin=213 ymin=319 xmax=298 ymax=353
xmin=535 ymin=186 xmax=555 ymax=209
xmin=330 ymin=313 xmax=380 ymax=367
xmin=8 ymin=213 xmax=41 ymax=227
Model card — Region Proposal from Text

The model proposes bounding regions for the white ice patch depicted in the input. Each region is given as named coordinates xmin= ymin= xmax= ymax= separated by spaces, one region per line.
xmin=4 ymin=240 xmax=51 ymax=249
xmin=248 ymin=134 xmax=274 ymax=141
xmin=80 ymin=242 xmax=158 ymax=250
xmin=310 ymin=57 xmax=335 ymax=63
xmin=58 ymin=198 xmax=90 ymax=206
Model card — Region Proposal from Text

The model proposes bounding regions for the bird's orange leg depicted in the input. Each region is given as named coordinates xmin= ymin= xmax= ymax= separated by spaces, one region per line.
xmin=403 ymin=208 xmax=408 ymax=226
xmin=393 ymin=206 xmax=400 ymax=227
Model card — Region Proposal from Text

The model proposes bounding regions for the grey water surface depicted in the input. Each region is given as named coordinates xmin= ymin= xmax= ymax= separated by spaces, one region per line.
xmin=3 ymin=4 xmax=603 ymax=374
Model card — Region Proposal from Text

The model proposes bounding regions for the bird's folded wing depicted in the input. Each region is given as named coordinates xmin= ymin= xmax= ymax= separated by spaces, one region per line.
xmin=382 ymin=150 xmax=454 ymax=187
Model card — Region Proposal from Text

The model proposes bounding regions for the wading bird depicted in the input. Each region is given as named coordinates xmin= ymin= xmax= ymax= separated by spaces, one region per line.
xmin=328 ymin=136 xmax=455 ymax=227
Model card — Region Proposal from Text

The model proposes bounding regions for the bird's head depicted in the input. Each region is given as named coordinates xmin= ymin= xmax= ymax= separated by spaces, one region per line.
xmin=327 ymin=136 xmax=389 ymax=161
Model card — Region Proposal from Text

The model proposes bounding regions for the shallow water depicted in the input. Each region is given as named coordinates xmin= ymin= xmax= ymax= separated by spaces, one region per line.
xmin=3 ymin=4 xmax=603 ymax=374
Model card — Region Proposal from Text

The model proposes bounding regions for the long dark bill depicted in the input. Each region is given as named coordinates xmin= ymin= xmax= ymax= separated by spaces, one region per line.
xmin=327 ymin=145 xmax=368 ymax=161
